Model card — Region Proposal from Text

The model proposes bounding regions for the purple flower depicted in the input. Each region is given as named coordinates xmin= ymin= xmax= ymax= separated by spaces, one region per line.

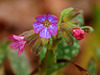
xmin=8 ymin=34 xmax=26 ymax=55
xmin=33 ymin=14 xmax=58 ymax=39
xmin=73 ymin=29 xmax=85 ymax=40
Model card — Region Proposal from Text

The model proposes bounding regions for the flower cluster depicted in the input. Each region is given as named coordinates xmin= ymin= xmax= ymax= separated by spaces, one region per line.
xmin=8 ymin=14 xmax=85 ymax=55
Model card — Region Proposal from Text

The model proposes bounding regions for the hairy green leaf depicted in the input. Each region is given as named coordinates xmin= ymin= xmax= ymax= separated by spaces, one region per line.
xmin=8 ymin=49 xmax=30 ymax=75
xmin=55 ymin=38 xmax=79 ymax=60
xmin=0 ymin=40 xmax=9 ymax=66
xmin=87 ymin=59 xmax=96 ymax=75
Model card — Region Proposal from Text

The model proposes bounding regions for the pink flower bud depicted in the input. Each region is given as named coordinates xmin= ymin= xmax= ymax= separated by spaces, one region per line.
xmin=72 ymin=29 xmax=85 ymax=40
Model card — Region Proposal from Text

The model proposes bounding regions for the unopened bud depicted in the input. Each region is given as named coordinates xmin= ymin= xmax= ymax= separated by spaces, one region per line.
xmin=63 ymin=9 xmax=80 ymax=22
xmin=73 ymin=29 xmax=85 ymax=40
xmin=32 ymin=38 xmax=43 ymax=55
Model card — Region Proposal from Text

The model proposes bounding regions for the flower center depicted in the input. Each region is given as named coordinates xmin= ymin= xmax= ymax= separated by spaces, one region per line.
xmin=43 ymin=20 xmax=50 ymax=27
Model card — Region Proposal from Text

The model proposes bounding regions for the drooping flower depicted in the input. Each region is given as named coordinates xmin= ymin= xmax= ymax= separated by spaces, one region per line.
xmin=72 ymin=29 xmax=85 ymax=40
xmin=33 ymin=14 xmax=58 ymax=39
xmin=8 ymin=34 xmax=26 ymax=55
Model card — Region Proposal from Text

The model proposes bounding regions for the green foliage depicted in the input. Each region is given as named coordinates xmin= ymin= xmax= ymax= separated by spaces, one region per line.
xmin=76 ymin=14 xmax=84 ymax=27
xmin=39 ymin=50 xmax=55 ymax=75
xmin=44 ymin=50 xmax=55 ymax=68
xmin=0 ymin=40 xmax=9 ymax=66
xmin=55 ymin=37 xmax=79 ymax=60
xmin=8 ymin=49 xmax=30 ymax=75
xmin=87 ymin=59 xmax=97 ymax=75
xmin=0 ymin=40 xmax=30 ymax=75
xmin=46 ymin=62 xmax=68 ymax=75
xmin=39 ymin=45 xmax=47 ymax=62
xmin=45 ymin=38 xmax=79 ymax=75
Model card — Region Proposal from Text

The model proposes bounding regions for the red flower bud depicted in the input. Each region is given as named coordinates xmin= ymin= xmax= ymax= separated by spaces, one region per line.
xmin=73 ymin=29 xmax=85 ymax=40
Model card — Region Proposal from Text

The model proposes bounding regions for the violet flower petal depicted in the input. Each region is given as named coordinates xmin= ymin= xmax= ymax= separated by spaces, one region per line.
xmin=39 ymin=27 xmax=51 ymax=39
xmin=48 ymin=24 xmax=58 ymax=36
xmin=33 ymin=22 xmax=44 ymax=33
xmin=47 ymin=14 xmax=58 ymax=23
xmin=35 ymin=14 xmax=47 ymax=22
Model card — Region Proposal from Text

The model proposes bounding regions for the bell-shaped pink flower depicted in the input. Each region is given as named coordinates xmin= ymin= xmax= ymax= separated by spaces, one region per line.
xmin=73 ymin=29 xmax=85 ymax=40
xmin=8 ymin=34 xmax=26 ymax=55
xmin=33 ymin=14 xmax=58 ymax=39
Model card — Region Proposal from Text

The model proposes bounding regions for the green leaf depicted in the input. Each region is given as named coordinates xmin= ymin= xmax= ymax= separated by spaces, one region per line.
xmin=0 ymin=40 xmax=9 ymax=66
xmin=87 ymin=59 xmax=96 ymax=75
xmin=58 ymin=8 xmax=73 ymax=25
xmin=55 ymin=37 xmax=80 ymax=60
xmin=45 ymin=38 xmax=80 ymax=74
xmin=76 ymin=14 xmax=84 ymax=27
xmin=39 ymin=45 xmax=47 ymax=62
xmin=81 ymin=26 xmax=94 ymax=33
xmin=39 ymin=50 xmax=55 ymax=75
xmin=46 ymin=62 xmax=68 ymax=75
xmin=8 ymin=49 xmax=30 ymax=75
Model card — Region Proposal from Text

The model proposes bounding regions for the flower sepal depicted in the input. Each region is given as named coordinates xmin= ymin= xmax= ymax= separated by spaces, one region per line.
xmin=62 ymin=9 xmax=80 ymax=22
xmin=81 ymin=26 xmax=94 ymax=33
xmin=20 ymin=30 xmax=38 ymax=44
xmin=61 ymin=29 xmax=74 ymax=46
xmin=32 ymin=38 xmax=43 ymax=55
xmin=58 ymin=8 xmax=80 ymax=25
xmin=60 ymin=22 xmax=79 ymax=33
xmin=41 ymin=38 xmax=49 ymax=45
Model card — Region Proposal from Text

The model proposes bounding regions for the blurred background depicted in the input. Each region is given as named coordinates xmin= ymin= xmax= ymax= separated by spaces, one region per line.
xmin=0 ymin=0 xmax=100 ymax=75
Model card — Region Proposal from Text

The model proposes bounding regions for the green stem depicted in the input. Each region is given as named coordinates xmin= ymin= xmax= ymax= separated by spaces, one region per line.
xmin=38 ymin=38 xmax=62 ymax=75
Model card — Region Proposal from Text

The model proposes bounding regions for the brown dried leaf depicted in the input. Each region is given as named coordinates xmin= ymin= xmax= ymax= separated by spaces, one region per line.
xmin=57 ymin=59 xmax=90 ymax=75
